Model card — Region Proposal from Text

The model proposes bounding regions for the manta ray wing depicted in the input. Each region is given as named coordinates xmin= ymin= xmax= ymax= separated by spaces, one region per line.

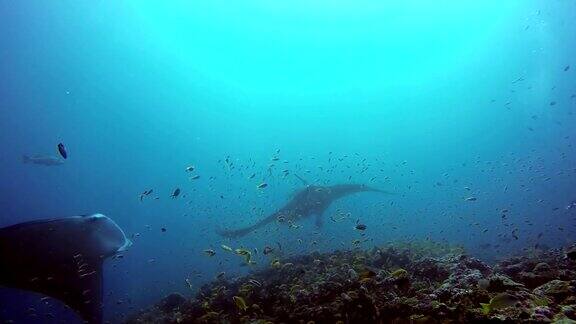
xmin=0 ymin=215 xmax=129 ymax=323
xmin=218 ymin=183 xmax=393 ymax=237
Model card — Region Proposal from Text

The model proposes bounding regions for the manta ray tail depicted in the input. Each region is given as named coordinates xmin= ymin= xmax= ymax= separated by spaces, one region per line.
xmin=218 ymin=213 xmax=278 ymax=238
xmin=367 ymin=187 xmax=396 ymax=195
xmin=293 ymin=173 xmax=309 ymax=186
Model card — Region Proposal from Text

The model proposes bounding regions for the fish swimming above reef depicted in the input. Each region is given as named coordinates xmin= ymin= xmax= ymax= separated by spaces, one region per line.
xmin=21 ymin=154 xmax=64 ymax=166
xmin=0 ymin=213 xmax=131 ymax=323
xmin=219 ymin=178 xmax=394 ymax=238
xmin=355 ymin=222 xmax=367 ymax=231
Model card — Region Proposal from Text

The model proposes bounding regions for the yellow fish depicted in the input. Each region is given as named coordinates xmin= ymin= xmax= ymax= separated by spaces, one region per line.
xmin=270 ymin=259 xmax=281 ymax=268
xmin=233 ymin=296 xmax=248 ymax=312
xmin=235 ymin=248 xmax=252 ymax=263
xmin=221 ymin=244 xmax=233 ymax=252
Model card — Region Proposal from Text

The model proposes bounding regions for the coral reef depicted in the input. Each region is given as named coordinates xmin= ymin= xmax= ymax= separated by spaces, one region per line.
xmin=127 ymin=242 xmax=576 ymax=323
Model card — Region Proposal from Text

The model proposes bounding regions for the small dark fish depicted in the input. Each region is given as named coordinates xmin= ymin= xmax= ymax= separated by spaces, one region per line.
xmin=248 ymin=279 xmax=262 ymax=287
xmin=257 ymin=183 xmax=268 ymax=189
xmin=355 ymin=224 xmax=367 ymax=231
xmin=512 ymin=229 xmax=519 ymax=240
xmin=263 ymin=246 xmax=274 ymax=255
xmin=57 ymin=143 xmax=67 ymax=159
xmin=511 ymin=77 xmax=524 ymax=84
xmin=161 ymin=227 xmax=167 ymax=232
xmin=139 ymin=189 xmax=154 ymax=201
xmin=564 ymin=65 xmax=570 ymax=72
xmin=171 ymin=188 xmax=181 ymax=198
xmin=550 ymin=101 xmax=557 ymax=106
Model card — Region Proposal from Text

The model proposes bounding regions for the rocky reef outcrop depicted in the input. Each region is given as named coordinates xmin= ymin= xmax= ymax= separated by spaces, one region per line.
xmin=127 ymin=242 xmax=576 ymax=323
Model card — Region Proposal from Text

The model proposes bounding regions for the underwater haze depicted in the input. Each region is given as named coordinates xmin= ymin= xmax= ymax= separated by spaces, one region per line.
xmin=1 ymin=0 xmax=575 ymax=323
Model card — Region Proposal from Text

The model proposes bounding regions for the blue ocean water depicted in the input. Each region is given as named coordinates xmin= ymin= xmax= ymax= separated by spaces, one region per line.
xmin=0 ymin=1 xmax=575 ymax=322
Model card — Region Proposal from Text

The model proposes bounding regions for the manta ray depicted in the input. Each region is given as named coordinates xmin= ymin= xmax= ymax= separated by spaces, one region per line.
xmin=0 ymin=214 xmax=131 ymax=324
xmin=22 ymin=154 xmax=64 ymax=166
xmin=219 ymin=180 xmax=393 ymax=238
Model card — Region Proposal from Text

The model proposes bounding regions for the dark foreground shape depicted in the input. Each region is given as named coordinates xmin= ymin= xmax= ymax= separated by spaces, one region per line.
xmin=219 ymin=183 xmax=393 ymax=238
xmin=0 ymin=214 xmax=131 ymax=323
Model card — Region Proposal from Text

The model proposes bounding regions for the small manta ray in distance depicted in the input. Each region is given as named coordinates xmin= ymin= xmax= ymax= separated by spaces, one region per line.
xmin=218 ymin=175 xmax=394 ymax=238
xmin=0 ymin=213 xmax=131 ymax=324
xmin=21 ymin=154 xmax=65 ymax=166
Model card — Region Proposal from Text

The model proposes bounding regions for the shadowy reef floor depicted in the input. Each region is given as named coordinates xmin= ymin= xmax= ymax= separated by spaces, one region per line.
xmin=127 ymin=241 xmax=576 ymax=323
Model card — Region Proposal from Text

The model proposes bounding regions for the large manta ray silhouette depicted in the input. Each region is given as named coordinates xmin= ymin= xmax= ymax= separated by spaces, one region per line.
xmin=0 ymin=214 xmax=131 ymax=324
xmin=219 ymin=179 xmax=393 ymax=238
